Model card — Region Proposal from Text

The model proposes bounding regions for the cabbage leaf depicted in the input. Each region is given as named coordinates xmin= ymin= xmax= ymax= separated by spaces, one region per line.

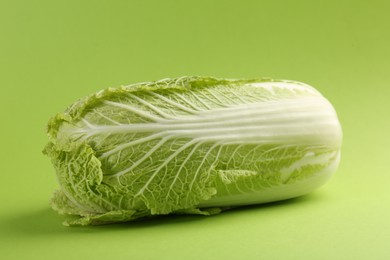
xmin=44 ymin=76 xmax=342 ymax=225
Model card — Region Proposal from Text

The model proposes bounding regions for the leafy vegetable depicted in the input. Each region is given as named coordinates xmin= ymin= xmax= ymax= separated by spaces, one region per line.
xmin=44 ymin=76 xmax=342 ymax=226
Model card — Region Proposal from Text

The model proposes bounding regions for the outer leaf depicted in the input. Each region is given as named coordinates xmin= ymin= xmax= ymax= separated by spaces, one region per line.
xmin=44 ymin=76 xmax=342 ymax=225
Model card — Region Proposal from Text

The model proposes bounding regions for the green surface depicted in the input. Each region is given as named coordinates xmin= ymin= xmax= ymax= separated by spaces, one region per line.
xmin=1 ymin=0 xmax=389 ymax=259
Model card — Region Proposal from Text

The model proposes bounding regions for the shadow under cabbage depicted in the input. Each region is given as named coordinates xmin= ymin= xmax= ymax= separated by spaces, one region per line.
xmin=4 ymin=191 xmax=325 ymax=236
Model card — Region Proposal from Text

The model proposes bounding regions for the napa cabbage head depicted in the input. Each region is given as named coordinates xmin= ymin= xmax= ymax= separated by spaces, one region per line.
xmin=44 ymin=76 xmax=342 ymax=226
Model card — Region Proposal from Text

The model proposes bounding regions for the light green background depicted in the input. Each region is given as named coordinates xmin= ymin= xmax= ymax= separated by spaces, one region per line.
xmin=1 ymin=0 xmax=389 ymax=259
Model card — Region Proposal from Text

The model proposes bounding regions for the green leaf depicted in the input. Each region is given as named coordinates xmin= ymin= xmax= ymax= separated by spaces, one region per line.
xmin=44 ymin=76 xmax=342 ymax=225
